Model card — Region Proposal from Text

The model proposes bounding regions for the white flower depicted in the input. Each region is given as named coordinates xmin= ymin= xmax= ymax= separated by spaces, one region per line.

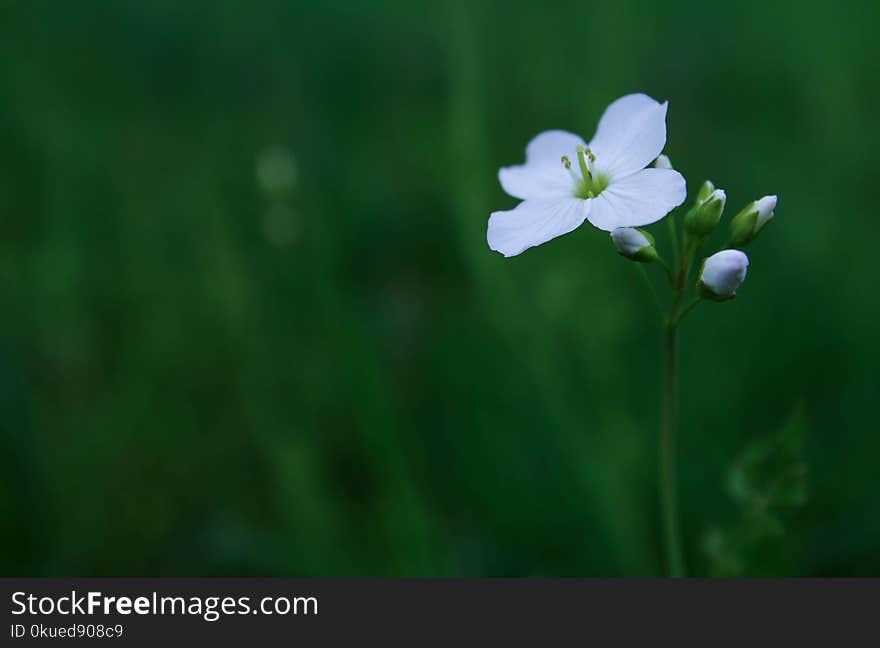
xmin=611 ymin=227 xmax=652 ymax=256
xmin=487 ymin=93 xmax=687 ymax=257
xmin=699 ymin=250 xmax=749 ymax=300
xmin=654 ymin=154 xmax=673 ymax=169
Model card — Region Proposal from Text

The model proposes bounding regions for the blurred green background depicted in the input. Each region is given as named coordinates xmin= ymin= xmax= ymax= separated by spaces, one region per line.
xmin=1 ymin=0 xmax=878 ymax=576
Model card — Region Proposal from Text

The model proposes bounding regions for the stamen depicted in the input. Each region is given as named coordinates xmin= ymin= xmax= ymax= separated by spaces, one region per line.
xmin=561 ymin=155 xmax=571 ymax=169
xmin=576 ymin=145 xmax=592 ymax=184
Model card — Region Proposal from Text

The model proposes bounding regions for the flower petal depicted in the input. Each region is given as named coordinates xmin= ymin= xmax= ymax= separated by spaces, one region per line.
xmin=498 ymin=130 xmax=585 ymax=200
xmin=487 ymin=198 xmax=589 ymax=257
xmin=586 ymin=169 xmax=686 ymax=231
xmin=523 ymin=129 xmax=587 ymax=164
xmin=588 ymin=94 xmax=669 ymax=180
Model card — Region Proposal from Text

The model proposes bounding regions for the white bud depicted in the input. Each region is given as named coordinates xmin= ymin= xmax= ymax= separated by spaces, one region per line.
xmin=611 ymin=227 xmax=653 ymax=258
xmin=753 ymin=195 xmax=777 ymax=233
xmin=654 ymin=154 xmax=673 ymax=169
xmin=699 ymin=250 xmax=749 ymax=300
xmin=729 ymin=194 xmax=778 ymax=246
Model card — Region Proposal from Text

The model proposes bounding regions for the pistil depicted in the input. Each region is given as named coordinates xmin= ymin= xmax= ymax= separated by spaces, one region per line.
xmin=563 ymin=147 xmax=606 ymax=199
xmin=576 ymin=145 xmax=594 ymax=185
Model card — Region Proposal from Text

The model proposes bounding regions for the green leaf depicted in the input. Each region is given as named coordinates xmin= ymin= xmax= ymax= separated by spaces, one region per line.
xmin=704 ymin=404 xmax=808 ymax=576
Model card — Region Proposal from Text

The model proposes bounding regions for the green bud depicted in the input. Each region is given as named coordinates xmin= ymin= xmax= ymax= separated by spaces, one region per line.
xmin=728 ymin=195 xmax=778 ymax=247
xmin=684 ymin=189 xmax=726 ymax=238
xmin=633 ymin=245 xmax=659 ymax=263
xmin=729 ymin=208 xmax=759 ymax=247
xmin=695 ymin=180 xmax=715 ymax=204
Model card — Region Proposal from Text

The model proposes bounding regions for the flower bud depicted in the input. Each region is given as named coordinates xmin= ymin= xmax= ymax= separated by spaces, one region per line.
xmin=610 ymin=227 xmax=658 ymax=262
xmin=698 ymin=249 xmax=749 ymax=301
xmin=684 ymin=188 xmax=726 ymax=237
xmin=695 ymin=180 xmax=715 ymax=204
xmin=729 ymin=195 xmax=777 ymax=247
xmin=654 ymin=154 xmax=673 ymax=169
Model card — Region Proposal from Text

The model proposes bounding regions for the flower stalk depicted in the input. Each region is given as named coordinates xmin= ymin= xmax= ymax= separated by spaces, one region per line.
xmin=661 ymin=319 xmax=684 ymax=578
xmin=657 ymin=235 xmax=694 ymax=578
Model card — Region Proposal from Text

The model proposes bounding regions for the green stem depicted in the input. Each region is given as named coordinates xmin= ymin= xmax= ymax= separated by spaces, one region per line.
xmin=657 ymin=257 xmax=675 ymax=286
xmin=657 ymin=229 xmax=693 ymax=578
xmin=676 ymin=297 xmax=702 ymax=324
xmin=661 ymin=321 xmax=685 ymax=577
